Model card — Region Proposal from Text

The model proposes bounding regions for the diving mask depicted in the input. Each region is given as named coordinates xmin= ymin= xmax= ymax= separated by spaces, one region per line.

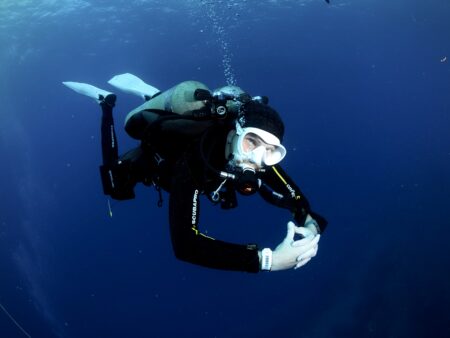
xmin=226 ymin=122 xmax=287 ymax=168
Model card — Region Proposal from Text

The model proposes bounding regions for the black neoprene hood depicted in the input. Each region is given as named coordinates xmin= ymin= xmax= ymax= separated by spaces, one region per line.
xmin=239 ymin=101 xmax=285 ymax=142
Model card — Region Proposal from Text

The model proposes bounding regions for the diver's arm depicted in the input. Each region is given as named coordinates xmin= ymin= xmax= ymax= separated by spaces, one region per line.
xmin=260 ymin=165 xmax=328 ymax=233
xmin=169 ymin=177 xmax=319 ymax=272
xmin=169 ymin=157 xmax=322 ymax=272
xmin=169 ymin=157 xmax=260 ymax=272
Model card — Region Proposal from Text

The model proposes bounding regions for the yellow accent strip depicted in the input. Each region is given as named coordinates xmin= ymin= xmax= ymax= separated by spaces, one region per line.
xmin=272 ymin=166 xmax=288 ymax=185
xmin=272 ymin=167 xmax=302 ymax=200
xmin=191 ymin=226 xmax=215 ymax=240
xmin=200 ymin=233 xmax=215 ymax=240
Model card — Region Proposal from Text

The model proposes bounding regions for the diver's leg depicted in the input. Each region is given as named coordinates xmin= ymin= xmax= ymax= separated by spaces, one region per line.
xmin=62 ymin=81 xmax=119 ymax=164
xmin=98 ymin=94 xmax=136 ymax=200
xmin=63 ymin=81 xmax=136 ymax=200
xmin=99 ymin=94 xmax=118 ymax=165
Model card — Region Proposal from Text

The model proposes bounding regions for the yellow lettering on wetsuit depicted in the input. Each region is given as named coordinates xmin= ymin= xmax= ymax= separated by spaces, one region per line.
xmin=190 ymin=189 xmax=214 ymax=240
xmin=272 ymin=167 xmax=301 ymax=200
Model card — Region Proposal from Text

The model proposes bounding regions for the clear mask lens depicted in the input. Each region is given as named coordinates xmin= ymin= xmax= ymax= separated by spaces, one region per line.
xmin=248 ymin=146 xmax=266 ymax=166
xmin=262 ymin=148 xmax=284 ymax=166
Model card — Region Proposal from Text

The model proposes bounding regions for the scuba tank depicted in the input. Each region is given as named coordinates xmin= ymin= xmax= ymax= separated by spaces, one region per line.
xmin=124 ymin=81 xmax=212 ymax=140
xmin=124 ymin=81 xmax=252 ymax=140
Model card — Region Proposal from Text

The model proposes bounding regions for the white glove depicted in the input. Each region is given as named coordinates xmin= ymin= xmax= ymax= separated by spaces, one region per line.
xmin=303 ymin=214 xmax=319 ymax=236
xmin=270 ymin=221 xmax=320 ymax=271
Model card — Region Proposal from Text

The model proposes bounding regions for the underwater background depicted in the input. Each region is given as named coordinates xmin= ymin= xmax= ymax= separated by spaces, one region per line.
xmin=1 ymin=0 xmax=449 ymax=337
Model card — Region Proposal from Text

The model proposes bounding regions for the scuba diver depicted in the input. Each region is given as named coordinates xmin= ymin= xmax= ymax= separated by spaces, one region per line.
xmin=63 ymin=73 xmax=327 ymax=273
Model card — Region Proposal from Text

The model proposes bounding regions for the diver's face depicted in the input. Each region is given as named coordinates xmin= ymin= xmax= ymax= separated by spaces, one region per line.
xmin=242 ymin=133 xmax=276 ymax=153
xmin=241 ymin=133 xmax=276 ymax=169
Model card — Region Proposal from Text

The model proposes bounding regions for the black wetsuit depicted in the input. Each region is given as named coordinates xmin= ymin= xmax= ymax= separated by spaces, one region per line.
xmin=99 ymin=96 xmax=327 ymax=273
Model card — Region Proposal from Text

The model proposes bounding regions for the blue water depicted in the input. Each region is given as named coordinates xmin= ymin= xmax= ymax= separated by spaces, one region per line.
xmin=1 ymin=1 xmax=449 ymax=337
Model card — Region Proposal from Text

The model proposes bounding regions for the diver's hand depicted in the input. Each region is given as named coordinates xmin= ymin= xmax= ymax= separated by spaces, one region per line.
xmin=304 ymin=214 xmax=319 ymax=236
xmin=270 ymin=221 xmax=320 ymax=271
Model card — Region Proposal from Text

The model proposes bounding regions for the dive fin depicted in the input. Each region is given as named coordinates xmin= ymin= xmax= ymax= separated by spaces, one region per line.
xmin=108 ymin=73 xmax=160 ymax=101
xmin=62 ymin=81 xmax=113 ymax=103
